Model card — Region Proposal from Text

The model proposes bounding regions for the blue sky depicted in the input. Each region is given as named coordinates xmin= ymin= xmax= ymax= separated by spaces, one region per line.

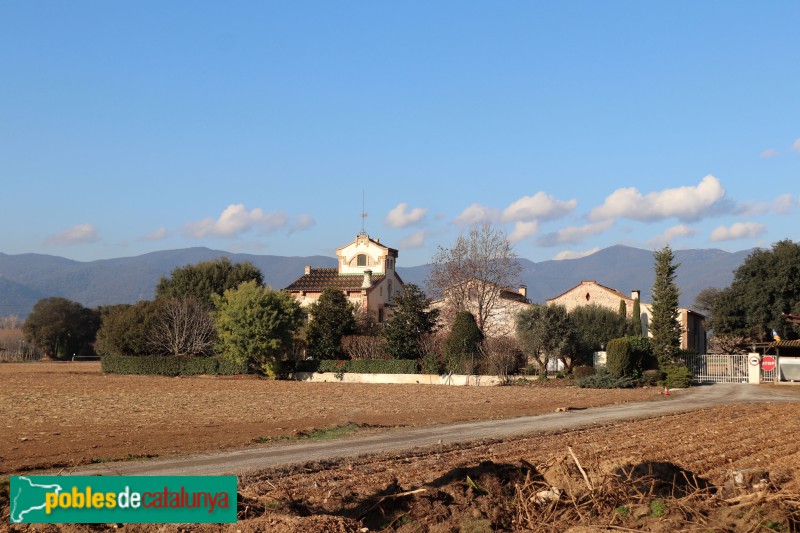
xmin=1 ymin=2 xmax=798 ymax=267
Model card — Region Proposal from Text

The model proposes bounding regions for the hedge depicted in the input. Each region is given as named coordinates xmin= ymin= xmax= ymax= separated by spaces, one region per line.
xmin=315 ymin=359 xmax=419 ymax=374
xmin=101 ymin=354 xmax=248 ymax=376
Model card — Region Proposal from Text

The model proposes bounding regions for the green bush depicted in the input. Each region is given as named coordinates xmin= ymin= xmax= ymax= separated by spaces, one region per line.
xmin=317 ymin=359 xmax=419 ymax=374
xmin=577 ymin=367 xmax=637 ymax=389
xmin=102 ymin=354 xmax=247 ymax=376
xmin=660 ymin=364 xmax=693 ymax=389
xmin=641 ymin=369 xmax=664 ymax=386
xmin=606 ymin=338 xmax=633 ymax=377
xmin=572 ymin=365 xmax=596 ymax=379
xmin=420 ymin=352 xmax=442 ymax=375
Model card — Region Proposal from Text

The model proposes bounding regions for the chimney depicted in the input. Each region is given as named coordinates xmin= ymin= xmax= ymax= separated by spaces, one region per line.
xmin=519 ymin=285 xmax=527 ymax=298
xmin=304 ymin=265 xmax=311 ymax=275
xmin=631 ymin=289 xmax=640 ymax=301
xmin=361 ymin=269 xmax=373 ymax=289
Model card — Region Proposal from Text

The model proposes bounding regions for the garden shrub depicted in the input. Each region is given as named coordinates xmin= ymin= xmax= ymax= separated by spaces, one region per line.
xmin=572 ymin=365 xmax=595 ymax=379
xmin=605 ymin=338 xmax=633 ymax=377
xmin=317 ymin=359 xmax=419 ymax=374
xmin=660 ymin=364 xmax=693 ymax=389
xmin=577 ymin=367 xmax=637 ymax=389
xmin=641 ymin=369 xmax=664 ymax=386
xmin=101 ymin=354 xmax=247 ymax=376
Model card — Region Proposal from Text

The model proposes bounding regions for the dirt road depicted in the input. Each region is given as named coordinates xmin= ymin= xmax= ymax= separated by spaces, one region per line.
xmin=67 ymin=383 xmax=800 ymax=477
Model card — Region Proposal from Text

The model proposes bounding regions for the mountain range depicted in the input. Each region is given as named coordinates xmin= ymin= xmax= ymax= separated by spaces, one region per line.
xmin=0 ymin=245 xmax=752 ymax=319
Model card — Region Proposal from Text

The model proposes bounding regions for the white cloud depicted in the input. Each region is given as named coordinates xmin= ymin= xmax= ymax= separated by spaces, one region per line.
xmin=710 ymin=222 xmax=767 ymax=242
xmin=142 ymin=227 xmax=168 ymax=241
xmin=553 ymin=247 xmax=601 ymax=261
xmin=792 ymin=139 xmax=800 ymax=152
xmin=501 ymin=192 xmax=577 ymax=222
xmin=648 ymin=224 xmax=696 ymax=247
xmin=45 ymin=223 xmax=98 ymax=245
xmin=760 ymin=148 xmax=779 ymax=158
xmin=185 ymin=204 xmax=287 ymax=238
xmin=289 ymin=214 xmax=315 ymax=234
xmin=454 ymin=203 xmax=498 ymax=225
xmin=537 ymin=220 xmax=613 ymax=247
xmin=508 ymin=221 xmax=539 ymax=243
xmin=736 ymin=194 xmax=796 ymax=217
xmin=399 ymin=230 xmax=427 ymax=249
xmin=588 ymin=175 xmax=727 ymax=222
xmin=385 ymin=203 xmax=428 ymax=228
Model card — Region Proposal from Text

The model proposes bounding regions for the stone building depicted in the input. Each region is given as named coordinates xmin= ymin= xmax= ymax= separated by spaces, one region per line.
xmin=431 ymin=282 xmax=530 ymax=338
xmin=284 ymin=232 xmax=404 ymax=323
xmin=546 ymin=280 xmax=706 ymax=353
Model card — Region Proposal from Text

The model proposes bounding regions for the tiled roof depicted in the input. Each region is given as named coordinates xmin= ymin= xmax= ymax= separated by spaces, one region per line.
xmin=499 ymin=289 xmax=528 ymax=303
xmin=284 ymin=268 xmax=385 ymax=291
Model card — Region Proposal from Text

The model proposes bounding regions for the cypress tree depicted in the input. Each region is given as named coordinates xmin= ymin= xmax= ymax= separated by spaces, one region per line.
xmin=650 ymin=246 xmax=682 ymax=366
xmin=618 ymin=299 xmax=627 ymax=318
xmin=631 ymin=297 xmax=643 ymax=336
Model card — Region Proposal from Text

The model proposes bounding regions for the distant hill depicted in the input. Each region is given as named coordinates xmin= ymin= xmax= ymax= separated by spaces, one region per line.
xmin=0 ymin=245 xmax=751 ymax=318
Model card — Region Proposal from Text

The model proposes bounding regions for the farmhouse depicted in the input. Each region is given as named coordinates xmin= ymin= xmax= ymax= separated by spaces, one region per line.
xmin=284 ymin=232 xmax=404 ymax=323
xmin=546 ymin=280 xmax=706 ymax=353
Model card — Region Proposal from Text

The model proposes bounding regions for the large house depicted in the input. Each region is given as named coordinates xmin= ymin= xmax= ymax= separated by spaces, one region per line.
xmin=284 ymin=232 xmax=405 ymax=323
xmin=430 ymin=281 xmax=530 ymax=338
xmin=546 ymin=280 xmax=706 ymax=353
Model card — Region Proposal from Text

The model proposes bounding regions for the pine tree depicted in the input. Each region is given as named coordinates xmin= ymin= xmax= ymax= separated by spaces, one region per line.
xmin=382 ymin=284 xmax=440 ymax=360
xmin=306 ymin=288 xmax=356 ymax=359
xmin=650 ymin=246 xmax=682 ymax=366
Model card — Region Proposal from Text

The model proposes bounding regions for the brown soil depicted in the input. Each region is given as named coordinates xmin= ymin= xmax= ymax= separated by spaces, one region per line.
xmin=2 ymin=363 xmax=799 ymax=532
xmin=0 ymin=362 xmax=656 ymax=475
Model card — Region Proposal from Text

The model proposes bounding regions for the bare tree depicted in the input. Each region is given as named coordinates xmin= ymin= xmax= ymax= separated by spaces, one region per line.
xmin=148 ymin=297 xmax=216 ymax=356
xmin=479 ymin=336 xmax=524 ymax=381
xmin=341 ymin=335 xmax=389 ymax=360
xmin=427 ymin=222 xmax=522 ymax=336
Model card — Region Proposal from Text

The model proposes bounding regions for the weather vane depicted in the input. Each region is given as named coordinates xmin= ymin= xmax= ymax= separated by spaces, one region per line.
xmin=360 ymin=190 xmax=368 ymax=235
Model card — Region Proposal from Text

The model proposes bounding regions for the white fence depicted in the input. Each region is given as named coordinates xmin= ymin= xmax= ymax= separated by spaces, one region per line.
xmin=682 ymin=354 xmax=749 ymax=383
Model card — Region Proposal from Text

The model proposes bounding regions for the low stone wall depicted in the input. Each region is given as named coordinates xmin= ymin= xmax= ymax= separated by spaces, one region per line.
xmin=291 ymin=372 xmax=505 ymax=386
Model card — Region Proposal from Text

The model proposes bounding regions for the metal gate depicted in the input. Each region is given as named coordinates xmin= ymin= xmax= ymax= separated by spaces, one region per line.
xmin=683 ymin=354 xmax=749 ymax=383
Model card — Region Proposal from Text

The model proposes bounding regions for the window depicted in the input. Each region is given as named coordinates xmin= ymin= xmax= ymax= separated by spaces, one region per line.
xmin=357 ymin=254 xmax=367 ymax=267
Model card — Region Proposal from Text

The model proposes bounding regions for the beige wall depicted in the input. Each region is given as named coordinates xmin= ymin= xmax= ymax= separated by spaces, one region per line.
xmin=337 ymin=234 xmax=393 ymax=276
xmin=547 ymin=281 xmax=634 ymax=316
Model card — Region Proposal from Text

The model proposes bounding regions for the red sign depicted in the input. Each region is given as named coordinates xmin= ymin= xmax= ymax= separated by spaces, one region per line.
xmin=761 ymin=356 xmax=777 ymax=371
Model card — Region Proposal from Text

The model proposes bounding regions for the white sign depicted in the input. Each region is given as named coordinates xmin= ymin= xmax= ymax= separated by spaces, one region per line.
xmin=748 ymin=355 xmax=760 ymax=367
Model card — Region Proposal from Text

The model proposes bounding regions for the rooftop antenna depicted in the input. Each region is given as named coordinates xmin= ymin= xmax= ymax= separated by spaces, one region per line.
xmin=360 ymin=190 xmax=368 ymax=235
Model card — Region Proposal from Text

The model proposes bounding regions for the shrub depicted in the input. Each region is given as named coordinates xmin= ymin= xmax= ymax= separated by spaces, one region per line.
xmin=572 ymin=365 xmax=596 ymax=379
xmin=660 ymin=364 xmax=693 ymax=389
xmin=101 ymin=354 xmax=247 ymax=376
xmin=577 ymin=367 xmax=637 ymax=389
xmin=606 ymin=338 xmax=633 ymax=377
xmin=443 ymin=311 xmax=483 ymax=374
xmin=641 ymin=369 xmax=664 ymax=386
xmin=317 ymin=359 xmax=419 ymax=374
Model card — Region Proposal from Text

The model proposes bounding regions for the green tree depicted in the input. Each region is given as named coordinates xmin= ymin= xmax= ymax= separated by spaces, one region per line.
xmin=306 ymin=287 xmax=356 ymax=359
xmin=710 ymin=240 xmax=800 ymax=341
xmin=618 ymin=299 xmax=627 ymax=319
xmin=516 ymin=304 xmax=575 ymax=374
xmin=443 ymin=311 xmax=484 ymax=373
xmin=214 ymin=281 xmax=304 ymax=377
xmin=631 ymin=297 xmax=643 ymax=336
xmin=569 ymin=304 xmax=628 ymax=365
xmin=650 ymin=246 xmax=682 ymax=366
xmin=382 ymin=284 xmax=440 ymax=359
xmin=23 ymin=297 xmax=100 ymax=359
xmin=156 ymin=257 xmax=264 ymax=307
xmin=95 ymin=301 xmax=160 ymax=356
